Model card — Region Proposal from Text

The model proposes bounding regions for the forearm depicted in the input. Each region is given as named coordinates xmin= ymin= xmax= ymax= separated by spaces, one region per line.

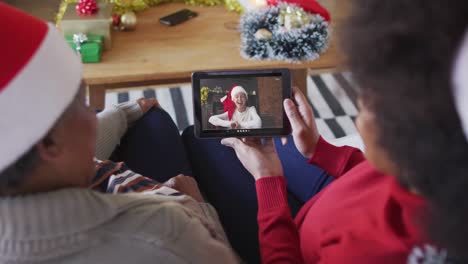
xmin=309 ymin=136 xmax=365 ymax=179
xmin=95 ymin=101 xmax=142 ymax=160
xmin=256 ymin=176 xmax=303 ymax=263
xmin=209 ymin=115 xmax=231 ymax=128
xmin=240 ymin=118 xmax=261 ymax=129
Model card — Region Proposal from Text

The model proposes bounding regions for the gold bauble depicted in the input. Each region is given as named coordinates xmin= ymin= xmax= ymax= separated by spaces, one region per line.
xmin=254 ymin=28 xmax=272 ymax=40
xmin=120 ymin=11 xmax=137 ymax=30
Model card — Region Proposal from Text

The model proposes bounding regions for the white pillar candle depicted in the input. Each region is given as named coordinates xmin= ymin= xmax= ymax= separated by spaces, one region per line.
xmin=255 ymin=0 xmax=267 ymax=8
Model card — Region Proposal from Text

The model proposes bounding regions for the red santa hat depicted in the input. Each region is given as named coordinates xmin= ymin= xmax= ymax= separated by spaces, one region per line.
xmin=453 ymin=29 xmax=468 ymax=141
xmin=220 ymin=85 xmax=248 ymax=120
xmin=0 ymin=3 xmax=82 ymax=172
xmin=266 ymin=0 xmax=331 ymax=22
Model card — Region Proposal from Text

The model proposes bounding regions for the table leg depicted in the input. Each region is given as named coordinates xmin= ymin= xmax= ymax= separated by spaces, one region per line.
xmin=88 ymin=85 xmax=106 ymax=110
xmin=291 ymin=68 xmax=308 ymax=96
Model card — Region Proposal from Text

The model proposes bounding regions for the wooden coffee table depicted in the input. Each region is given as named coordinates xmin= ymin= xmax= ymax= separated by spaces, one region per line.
xmin=82 ymin=2 xmax=346 ymax=109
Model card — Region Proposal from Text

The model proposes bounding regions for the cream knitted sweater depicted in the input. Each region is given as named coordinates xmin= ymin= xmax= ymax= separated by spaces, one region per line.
xmin=0 ymin=103 xmax=238 ymax=264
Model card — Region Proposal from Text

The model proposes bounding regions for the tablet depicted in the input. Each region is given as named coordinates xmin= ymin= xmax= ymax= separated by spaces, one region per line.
xmin=192 ymin=69 xmax=292 ymax=138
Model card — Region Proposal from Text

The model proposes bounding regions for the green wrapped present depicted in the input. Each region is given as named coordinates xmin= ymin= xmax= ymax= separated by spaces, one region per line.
xmin=66 ymin=33 xmax=103 ymax=63
xmin=60 ymin=2 xmax=113 ymax=50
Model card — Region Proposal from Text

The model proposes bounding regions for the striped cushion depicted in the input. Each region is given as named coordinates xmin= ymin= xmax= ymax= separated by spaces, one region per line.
xmin=103 ymin=72 xmax=359 ymax=141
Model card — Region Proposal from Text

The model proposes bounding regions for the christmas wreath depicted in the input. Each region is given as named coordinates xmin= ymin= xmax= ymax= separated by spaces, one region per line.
xmin=240 ymin=2 xmax=330 ymax=62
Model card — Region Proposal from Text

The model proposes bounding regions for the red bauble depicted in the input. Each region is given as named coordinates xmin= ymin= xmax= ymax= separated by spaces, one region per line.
xmin=76 ymin=0 xmax=99 ymax=16
xmin=112 ymin=14 xmax=121 ymax=26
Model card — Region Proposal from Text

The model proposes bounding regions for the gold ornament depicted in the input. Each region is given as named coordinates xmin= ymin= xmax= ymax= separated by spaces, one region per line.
xmin=120 ymin=11 xmax=137 ymax=30
xmin=224 ymin=0 xmax=244 ymax=13
xmin=111 ymin=0 xmax=150 ymax=15
xmin=278 ymin=5 xmax=311 ymax=30
xmin=254 ymin=28 xmax=272 ymax=40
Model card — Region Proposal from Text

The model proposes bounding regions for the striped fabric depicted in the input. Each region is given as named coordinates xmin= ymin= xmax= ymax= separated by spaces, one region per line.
xmin=91 ymin=159 xmax=184 ymax=196
xmin=104 ymin=72 xmax=359 ymax=141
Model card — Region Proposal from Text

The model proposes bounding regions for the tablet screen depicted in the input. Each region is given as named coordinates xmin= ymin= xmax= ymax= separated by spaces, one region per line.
xmin=192 ymin=69 xmax=291 ymax=138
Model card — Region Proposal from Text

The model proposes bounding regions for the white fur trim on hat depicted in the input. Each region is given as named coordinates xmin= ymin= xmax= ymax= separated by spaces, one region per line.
xmin=453 ymin=29 xmax=468 ymax=140
xmin=231 ymin=86 xmax=248 ymax=100
xmin=0 ymin=24 xmax=82 ymax=172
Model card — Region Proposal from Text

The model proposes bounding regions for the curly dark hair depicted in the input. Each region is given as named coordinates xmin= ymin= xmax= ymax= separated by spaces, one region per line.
xmin=341 ymin=0 xmax=468 ymax=259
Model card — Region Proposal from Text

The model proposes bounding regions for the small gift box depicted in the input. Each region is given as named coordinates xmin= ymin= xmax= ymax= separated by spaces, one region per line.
xmin=59 ymin=2 xmax=113 ymax=50
xmin=66 ymin=34 xmax=103 ymax=63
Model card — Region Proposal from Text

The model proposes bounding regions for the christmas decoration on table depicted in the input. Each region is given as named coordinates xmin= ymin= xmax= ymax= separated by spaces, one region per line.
xmin=254 ymin=28 xmax=272 ymax=40
xmin=60 ymin=2 xmax=113 ymax=50
xmin=110 ymin=0 xmax=223 ymax=15
xmin=76 ymin=0 xmax=99 ymax=15
xmin=112 ymin=14 xmax=121 ymax=26
xmin=113 ymin=11 xmax=138 ymax=30
xmin=57 ymin=0 xmax=226 ymax=27
xmin=224 ymin=0 xmax=244 ymax=13
xmin=239 ymin=0 xmax=331 ymax=62
xmin=233 ymin=0 xmax=267 ymax=12
xmin=66 ymin=33 xmax=104 ymax=63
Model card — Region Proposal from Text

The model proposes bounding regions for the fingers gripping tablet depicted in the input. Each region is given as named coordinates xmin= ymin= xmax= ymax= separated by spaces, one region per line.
xmin=192 ymin=69 xmax=292 ymax=138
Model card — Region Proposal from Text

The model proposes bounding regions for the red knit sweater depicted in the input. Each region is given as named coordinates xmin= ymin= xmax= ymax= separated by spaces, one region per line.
xmin=255 ymin=137 xmax=433 ymax=263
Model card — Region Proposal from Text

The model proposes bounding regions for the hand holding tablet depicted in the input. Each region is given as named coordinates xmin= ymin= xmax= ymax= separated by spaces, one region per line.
xmin=192 ymin=69 xmax=292 ymax=138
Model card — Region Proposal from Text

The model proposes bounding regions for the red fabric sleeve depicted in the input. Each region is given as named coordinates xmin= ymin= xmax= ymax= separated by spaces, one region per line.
xmin=309 ymin=137 xmax=365 ymax=179
xmin=256 ymin=176 xmax=303 ymax=263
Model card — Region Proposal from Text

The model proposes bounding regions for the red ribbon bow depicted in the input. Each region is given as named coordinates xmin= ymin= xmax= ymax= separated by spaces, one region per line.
xmin=76 ymin=0 xmax=99 ymax=16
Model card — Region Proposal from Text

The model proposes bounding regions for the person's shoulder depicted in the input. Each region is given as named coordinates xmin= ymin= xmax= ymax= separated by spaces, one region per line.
xmin=71 ymin=197 xmax=198 ymax=262
xmin=96 ymin=192 xmax=200 ymax=237
xmin=23 ymin=190 xmax=199 ymax=261
xmin=247 ymin=106 xmax=257 ymax=112
xmin=92 ymin=194 xmax=238 ymax=263
xmin=100 ymin=191 xmax=196 ymax=218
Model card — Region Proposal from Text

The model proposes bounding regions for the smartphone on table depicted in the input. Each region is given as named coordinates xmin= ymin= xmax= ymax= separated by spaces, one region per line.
xmin=159 ymin=9 xmax=198 ymax=26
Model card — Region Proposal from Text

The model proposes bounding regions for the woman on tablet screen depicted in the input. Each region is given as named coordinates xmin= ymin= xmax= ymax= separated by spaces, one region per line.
xmin=208 ymin=85 xmax=262 ymax=129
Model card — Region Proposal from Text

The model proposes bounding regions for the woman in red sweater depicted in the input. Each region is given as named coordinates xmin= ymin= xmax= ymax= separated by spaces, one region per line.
xmin=218 ymin=0 xmax=468 ymax=262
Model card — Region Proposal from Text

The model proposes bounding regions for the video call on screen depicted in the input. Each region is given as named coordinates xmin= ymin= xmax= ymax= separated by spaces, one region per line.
xmin=200 ymin=76 xmax=283 ymax=131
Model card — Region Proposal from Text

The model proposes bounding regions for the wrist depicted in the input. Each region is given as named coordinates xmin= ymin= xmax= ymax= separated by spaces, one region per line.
xmin=115 ymin=101 xmax=143 ymax=126
xmin=302 ymin=134 xmax=321 ymax=160
xmin=255 ymin=176 xmax=288 ymax=211
xmin=254 ymin=174 xmax=284 ymax=181
xmin=251 ymin=163 xmax=283 ymax=180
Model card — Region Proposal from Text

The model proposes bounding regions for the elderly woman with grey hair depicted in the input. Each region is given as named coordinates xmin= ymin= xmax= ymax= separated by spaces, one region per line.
xmin=0 ymin=3 xmax=238 ymax=263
